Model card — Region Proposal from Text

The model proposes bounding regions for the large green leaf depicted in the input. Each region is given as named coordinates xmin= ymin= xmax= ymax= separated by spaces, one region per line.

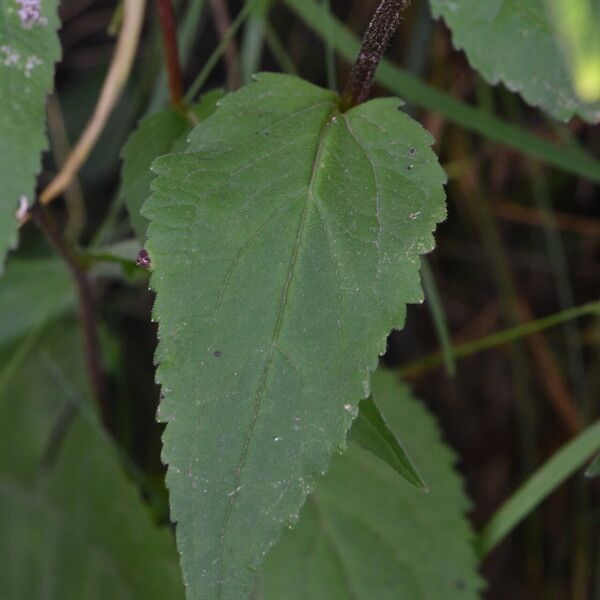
xmin=0 ymin=257 xmax=74 ymax=347
xmin=0 ymin=0 xmax=61 ymax=269
xmin=121 ymin=90 xmax=223 ymax=241
xmin=0 ymin=323 xmax=185 ymax=599
xmin=428 ymin=0 xmax=600 ymax=123
xmin=143 ymin=73 xmax=446 ymax=600
xmin=258 ymin=370 xmax=484 ymax=599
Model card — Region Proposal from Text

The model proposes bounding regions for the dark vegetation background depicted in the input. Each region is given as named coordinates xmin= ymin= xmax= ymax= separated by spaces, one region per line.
xmin=23 ymin=0 xmax=600 ymax=597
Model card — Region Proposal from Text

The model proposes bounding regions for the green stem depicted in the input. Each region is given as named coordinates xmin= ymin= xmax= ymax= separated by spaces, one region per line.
xmin=321 ymin=0 xmax=336 ymax=90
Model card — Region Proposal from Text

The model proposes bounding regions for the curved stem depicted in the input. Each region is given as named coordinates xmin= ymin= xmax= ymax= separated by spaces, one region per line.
xmin=342 ymin=0 xmax=410 ymax=109
xmin=38 ymin=0 xmax=146 ymax=207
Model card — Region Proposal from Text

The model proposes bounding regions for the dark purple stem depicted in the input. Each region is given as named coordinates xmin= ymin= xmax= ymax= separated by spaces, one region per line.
xmin=30 ymin=204 xmax=109 ymax=427
xmin=342 ymin=0 xmax=410 ymax=109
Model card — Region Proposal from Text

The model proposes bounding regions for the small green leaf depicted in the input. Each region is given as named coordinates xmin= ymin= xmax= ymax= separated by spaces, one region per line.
xmin=258 ymin=369 xmax=483 ymax=599
xmin=428 ymin=0 xmax=600 ymax=123
xmin=121 ymin=90 xmax=223 ymax=241
xmin=0 ymin=322 xmax=185 ymax=598
xmin=585 ymin=452 xmax=600 ymax=478
xmin=0 ymin=0 xmax=61 ymax=269
xmin=349 ymin=395 xmax=428 ymax=491
xmin=143 ymin=73 xmax=446 ymax=600
xmin=83 ymin=239 xmax=146 ymax=279
xmin=0 ymin=257 xmax=74 ymax=348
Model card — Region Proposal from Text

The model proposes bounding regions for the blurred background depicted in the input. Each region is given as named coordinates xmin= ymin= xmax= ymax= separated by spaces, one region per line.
xmin=19 ymin=0 xmax=600 ymax=597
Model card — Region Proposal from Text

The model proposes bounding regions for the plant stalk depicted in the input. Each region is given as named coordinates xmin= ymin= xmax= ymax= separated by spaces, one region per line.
xmin=155 ymin=0 xmax=184 ymax=107
xmin=342 ymin=0 xmax=410 ymax=108
xmin=36 ymin=0 xmax=145 ymax=209
xmin=30 ymin=205 xmax=109 ymax=427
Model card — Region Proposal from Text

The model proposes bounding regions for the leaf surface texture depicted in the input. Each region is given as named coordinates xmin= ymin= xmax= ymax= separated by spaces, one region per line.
xmin=260 ymin=370 xmax=484 ymax=600
xmin=143 ymin=73 xmax=446 ymax=600
xmin=0 ymin=0 xmax=61 ymax=268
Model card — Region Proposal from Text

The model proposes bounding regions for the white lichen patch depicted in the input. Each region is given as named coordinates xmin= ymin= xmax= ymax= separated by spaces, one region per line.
xmin=24 ymin=55 xmax=42 ymax=77
xmin=0 ymin=46 xmax=43 ymax=77
xmin=1 ymin=45 xmax=20 ymax=66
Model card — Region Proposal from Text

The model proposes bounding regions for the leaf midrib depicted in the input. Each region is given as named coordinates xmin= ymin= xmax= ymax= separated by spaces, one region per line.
xmin=214 ymin=105 xmax=338 ymax=597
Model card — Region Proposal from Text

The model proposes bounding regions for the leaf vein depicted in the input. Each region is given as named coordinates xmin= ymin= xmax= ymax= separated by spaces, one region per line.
xmin=214 ymin=108 xmax=337 ymax=597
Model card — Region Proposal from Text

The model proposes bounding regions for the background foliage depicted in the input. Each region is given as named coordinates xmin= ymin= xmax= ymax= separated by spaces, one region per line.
xmin=1 ymin=0 xmax=599 ymax=598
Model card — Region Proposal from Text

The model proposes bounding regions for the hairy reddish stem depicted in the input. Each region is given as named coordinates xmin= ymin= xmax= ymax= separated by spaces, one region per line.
xmin=342 ymin=0 xmax=410 ymax=109
xmin=155 ymin=0 xmax=184 ymax=107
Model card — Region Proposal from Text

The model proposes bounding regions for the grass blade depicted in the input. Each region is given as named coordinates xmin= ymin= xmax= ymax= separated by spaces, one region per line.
xmin=240 ymin=0 xmax=270 ymax=83
xmin=186 ymin=0 xmax=260 ymax=100
xmin=478 ymin=419 xmax=600 ymax=557
xmin=421 ymin=258 xmax=456 ymax=376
